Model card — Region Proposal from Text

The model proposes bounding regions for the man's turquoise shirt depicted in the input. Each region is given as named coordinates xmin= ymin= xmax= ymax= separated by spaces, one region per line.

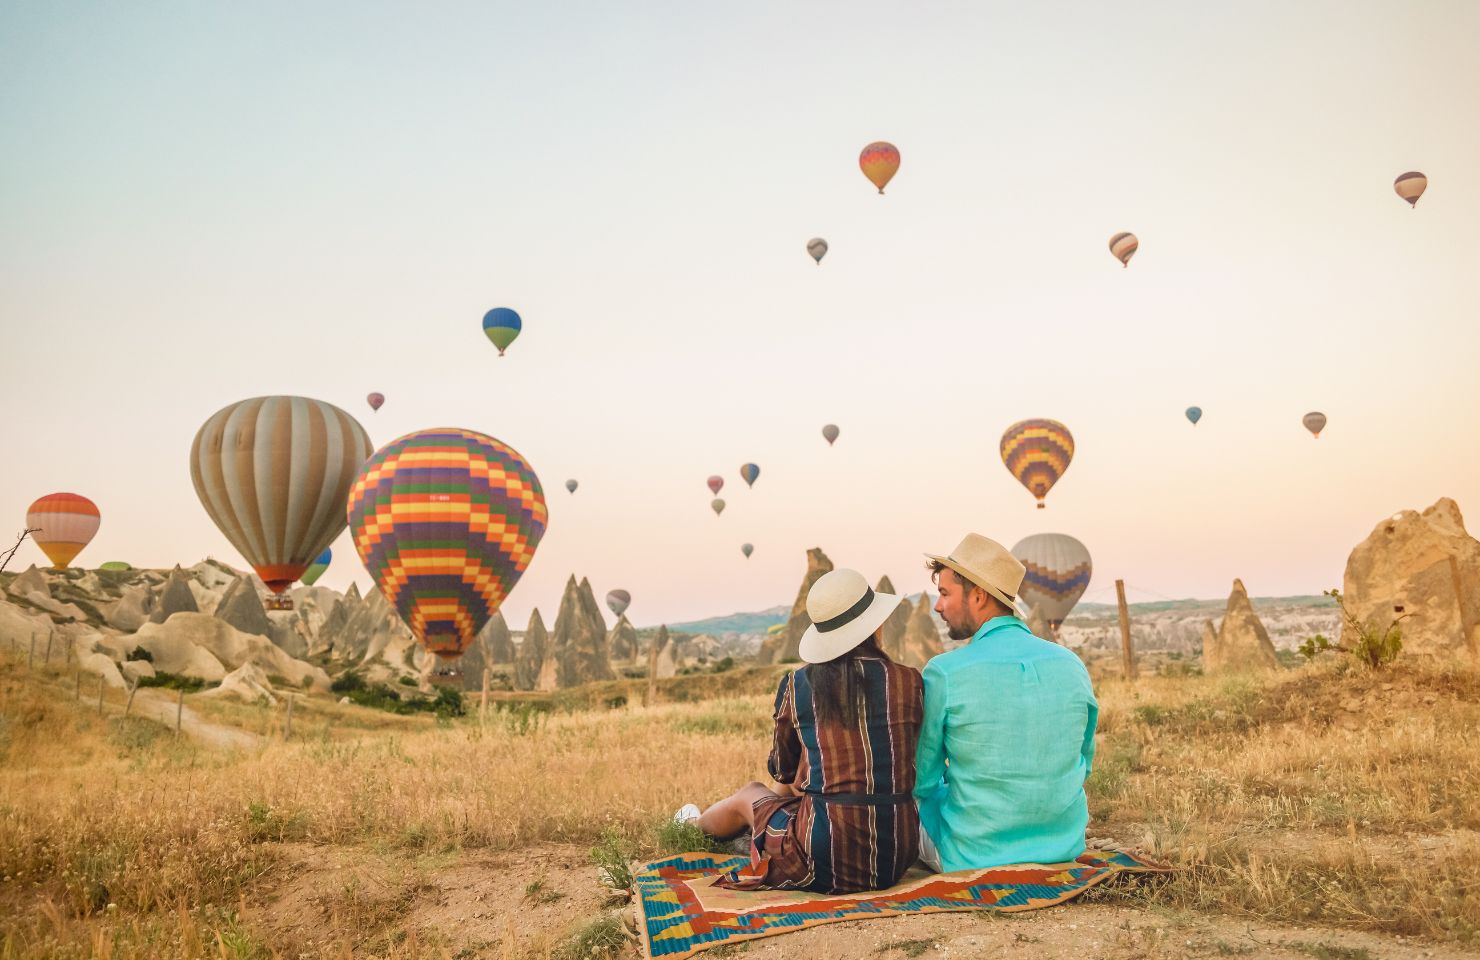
xmin=913 ymin=616 xmax=1098 ymax=871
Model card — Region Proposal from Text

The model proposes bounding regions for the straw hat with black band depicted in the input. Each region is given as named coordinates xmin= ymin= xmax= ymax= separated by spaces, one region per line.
xmin=923 ymin=533 xmax=1026 ymax=609
xmin=798 ymin=569 xmax=903 ymax=664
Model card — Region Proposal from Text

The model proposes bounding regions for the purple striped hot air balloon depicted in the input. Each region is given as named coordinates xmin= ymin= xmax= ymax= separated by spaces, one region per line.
xmin=1011 ymin=533 xmax=1092 ymax=636
xmin=1000 ymin=419 xmax=1074 ymax=509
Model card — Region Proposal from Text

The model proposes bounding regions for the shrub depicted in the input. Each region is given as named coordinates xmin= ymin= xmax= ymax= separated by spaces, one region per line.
xmin=136 ymin=672 xmax=206 ymax=693
xmin=591 ymin=826 xmax=636 ymax=891
xmin=710 ymin=656 xmax=735 ymax=674
xmin=126 ymin=646 xmax=153 ymax=663
xmin=330 ymin=672 xmax=365 ymax=694
xmin=1299 ymin=589 xmax=1403 ymax=669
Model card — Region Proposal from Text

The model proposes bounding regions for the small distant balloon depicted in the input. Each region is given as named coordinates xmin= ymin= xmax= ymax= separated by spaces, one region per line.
xmin=739 ymin=463 xmax=760 ymax=488
xmin=707 ymin=475 xmax=724 ymax=496
xmin=367 ymin=392 xmax=385 ymax=412
xmin=606 ymin=589 xmax=631 ymax=617
xmin=859 ymin=141 xmax=900 ymax=194
xmin=1109 ymin=232 xmax=1138 ymax=268
xmin=99 ymin=561 xmax=131 ymax=572
xmin=1394 ymin=171 xmax=1427 ymax=208
xmin=807 ymin=238 xmax=828 ymax=264
xmin=1185 ymin=406 xmax=1202 ymax=426
xmin=565 ymin=479 xmax=578 ymax=494
xmin=1303 ymin=411 xmax=1327 ymax=439
xmin=482 ymin=307 xmax=522 ymax=356
xmin=822 ymin=424 xmax=840 ymax=446
xmin=741 ymin=543 xmax=754 ymax=559
xmin=301 ymin=548 xmax=332 ymax=587
xmin=711 ymin=498 xmax=726 ymax=516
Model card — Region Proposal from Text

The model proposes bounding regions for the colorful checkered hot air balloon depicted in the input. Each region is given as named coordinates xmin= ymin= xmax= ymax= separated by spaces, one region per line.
xmin=859 ymin=142 xmax=900 ymax=194
xmin=1000 ymin=419 xmax=1074 ymax=509
xmin=482 ymin=308 xmax=522 ymax=356
xmin=346 ymin=428 xmax=548 ymax=659
xmin=26 ymin=493 xmax=100 ymax=568
xmin=301 ymin=548 xmax=332 ymax=586
xmin=1011 ymin=533 xmax=1092 ymax=635
xmin=191 ymin=396 xmax=373 ymax=595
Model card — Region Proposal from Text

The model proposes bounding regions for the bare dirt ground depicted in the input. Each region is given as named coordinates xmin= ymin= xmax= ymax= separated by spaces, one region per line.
xmin=242 ymin=841 xmax=1474 ymax=960
xmin=128 ymin=687 xmax=262 ymax=749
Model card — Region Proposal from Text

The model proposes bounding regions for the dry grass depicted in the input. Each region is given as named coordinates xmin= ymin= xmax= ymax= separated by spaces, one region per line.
xmin=1 ymin=647 xmax=1477 ymax=958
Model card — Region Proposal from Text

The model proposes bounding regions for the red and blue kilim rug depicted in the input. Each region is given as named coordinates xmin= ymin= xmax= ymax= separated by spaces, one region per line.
xmin=634 ymin=849 xmax=1173 ymax=960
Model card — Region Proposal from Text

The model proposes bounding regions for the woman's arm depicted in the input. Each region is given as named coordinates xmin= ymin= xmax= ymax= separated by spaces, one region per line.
xmin=766 ymin=672 xmax=802 ymax=787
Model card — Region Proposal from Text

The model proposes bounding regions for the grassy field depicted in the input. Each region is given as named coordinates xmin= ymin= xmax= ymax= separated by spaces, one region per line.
xmin=1 ymin=646 xmax=1476 ymax=958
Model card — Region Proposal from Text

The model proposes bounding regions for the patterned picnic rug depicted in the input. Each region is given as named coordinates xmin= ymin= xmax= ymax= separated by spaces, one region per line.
xmin=634 ymin=849 xmax=1173 ymax=960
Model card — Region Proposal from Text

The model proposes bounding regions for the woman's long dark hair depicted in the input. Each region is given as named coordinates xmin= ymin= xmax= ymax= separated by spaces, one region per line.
xmin=808 ymin=633 xmax=887 ymax=727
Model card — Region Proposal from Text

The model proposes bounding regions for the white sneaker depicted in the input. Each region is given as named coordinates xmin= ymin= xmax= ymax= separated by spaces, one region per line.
xmin=673 ymin=803 xmax=701 ymax=825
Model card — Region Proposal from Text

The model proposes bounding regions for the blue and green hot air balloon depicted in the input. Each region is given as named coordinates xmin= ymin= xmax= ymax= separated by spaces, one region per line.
xmin=739 ymin=463 xmax=760 ymax=488
xmin=1185 ymin=406 xmax=1202 ymax=426
xmin=482 ymin=308 xmax=522 ymax=356
xmin=300 ymin=548 xmax=332 ymax=586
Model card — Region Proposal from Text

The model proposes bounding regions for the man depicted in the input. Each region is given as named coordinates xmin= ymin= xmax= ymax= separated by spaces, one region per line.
xmin=914 ymin=533 xmax=1098 ymax=872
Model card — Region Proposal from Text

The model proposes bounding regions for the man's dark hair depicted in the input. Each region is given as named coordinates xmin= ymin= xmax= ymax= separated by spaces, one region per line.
xmin=926 ymin=560 xmax=977 ymax=593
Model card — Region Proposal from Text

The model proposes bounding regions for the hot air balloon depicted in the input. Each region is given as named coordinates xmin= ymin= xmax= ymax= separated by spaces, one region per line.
xmin=1011 ymin=533 xmax=1092 ymax=636
xmin=807 ymin=238 xmax=828 ymax=264
xmin=711 ymin=498 xmax=726 ymax=516
xmin=859 ymin=141 xmax=900 ymax=194
xmin=191 ymin=396 xmax=373 ymax=595
xmin=739 ymin=463 xmax=760 ymax=488
xmin=25 ymin=493 xmax=100 ymax=568
xmin=741 ymin=543 xmax=754 ymax=559
xmin=99 ymin=561 xmax=131 ymax=572
xmin=1185 ymin=406 xmax=1203 ymax=426
xmin=1000 ymin=419 xmax=1074 ymax=509
xmin=1303 ymin=412 xmax=1327 ymax=438
xmin=1109 ymin=232 xmax=1138 ymax=267
xmin=367 ymin=392 xmax=385 ymax=412
xmin=707 ymin=475 xmax=724 ymax=496
xmin=301 ymin=548 xmax=332 ymax=587
xmin=606 ymin=589 xmax=631 ymax=617
xmin=565 ymin=479 xmax=578 ymax=494
xmin=822 ymin=424 xmax=839 ymax=446
xmin=482 ymin=307 xmax=522 ymax=356
xmin=1394 ymin=171 xmax=1427 ymax=208
xmin=346 ymin=427 xmax=548 ymax=658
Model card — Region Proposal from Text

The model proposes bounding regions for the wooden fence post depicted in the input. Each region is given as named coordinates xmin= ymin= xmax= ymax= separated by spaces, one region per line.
xmin=175 ymin=688 xmax=185 ymax=736
xmin=646 ymin=637 xmax=660 ymax=707
xmin=284 ymin=694 xmax=295 ymax=740
xmin=1115 ymin=579 xmax=1137 ymax=680
xmin=480 ymin=668 xmax=490 ymax=728
xmin=124 ymin=679 xmax=139 ymax=717
xmin=97 ymin=676 xmax=106 ymax=715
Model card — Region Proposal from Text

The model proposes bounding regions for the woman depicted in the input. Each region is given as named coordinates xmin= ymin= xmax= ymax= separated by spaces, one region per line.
xmin=677 ymin=569 xmax=923 ymax=893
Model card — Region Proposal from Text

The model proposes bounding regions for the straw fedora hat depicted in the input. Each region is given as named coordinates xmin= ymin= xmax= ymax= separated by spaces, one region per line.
xmin=924 ymin=533 xmax=1025 ymax=609
xmin=798 ymin=569 xmax=903 ymax=664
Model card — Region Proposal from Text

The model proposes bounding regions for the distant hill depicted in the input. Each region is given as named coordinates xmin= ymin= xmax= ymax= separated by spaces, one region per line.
xmin=662 ymin=605 xmax=790 ymax=635
xmin=1075 ymin=595 xmax=1337 ymax=614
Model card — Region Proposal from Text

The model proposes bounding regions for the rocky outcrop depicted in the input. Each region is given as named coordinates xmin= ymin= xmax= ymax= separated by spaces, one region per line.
xmin=652 ymin=625 xmax=678 ymax=679
xmin=200 ymin=662 xmax=277 ymax=705
xmin=898 ymin=593 xmax=944 ymax=668
xmin=78 ymin=651 xmax=127 ymax=689
xmin=607 ymin=615 xmax=638 ymax=663
xmin=319 ymin=586 xmax=414 ymax=667
xmin=215 ymin=577 xmax=273 ymax=638
xmin=6 ymin=565 xmax=50 ymax=599
xmin=482 ymin=612 xmax=515 ymax=664
xmin=0 ymin=602 xmax=52 ymax=648
xmin=1025 ymin=606 xmax=1053 ymax=642
xmin=760 ymin=548 xmax=834 ymax=664
xmin=1340 ymin=498 xmax=1480 ymax=661
xmin=874 ymin=576 xmax=911 ymax=660
xmin=150 ymin=567 xmax=199 ymax=623
xmin=551 ymin=577 xmax=615 ymax=688
xmin=514 ymin=609 xmax=549 ymax=691
xmin=120 ymin=659 xmax=156 ymax=685
xmin=132 ymin=613 xmax=330 ymax=690
xmin=105 ymin=586 xmax=152 ymax=632
xmin=1203 ymin=579 xmax=1280 ymax=674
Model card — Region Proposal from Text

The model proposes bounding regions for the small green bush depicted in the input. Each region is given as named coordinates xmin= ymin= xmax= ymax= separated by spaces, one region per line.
xmin=126 ymin=646 xmax=153 ymax=663
xmin=591 ymin=826 xmax=637 ymax=891
xmin=136 ymin=672 xmax=206 ymax=693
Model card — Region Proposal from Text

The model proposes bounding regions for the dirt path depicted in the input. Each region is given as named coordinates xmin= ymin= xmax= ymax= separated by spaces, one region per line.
xmin=241 ymin=842 xmax=1470 ymax=960
xmin=129 ymin=688 xmax=260 ymax=750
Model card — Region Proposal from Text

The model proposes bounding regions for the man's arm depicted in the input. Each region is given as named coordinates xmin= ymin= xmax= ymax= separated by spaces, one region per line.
xmin=914 ymin=659 xmax=949 ymax=823
xmin=1080 ymin=673 xmax=1099 ymax=777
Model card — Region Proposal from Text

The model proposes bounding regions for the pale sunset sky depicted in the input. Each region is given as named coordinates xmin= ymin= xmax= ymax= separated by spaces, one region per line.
xmin=3 ymin=1 xmax=1478 ymax=627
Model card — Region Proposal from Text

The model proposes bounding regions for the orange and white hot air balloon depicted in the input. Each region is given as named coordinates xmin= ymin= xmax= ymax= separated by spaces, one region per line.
xmin=26 ymin=493 xmax=100 ymax=568
xmin=1394 ymin=171 xmax=1427 ymax=208
xmin=859 ymin=142 xmax=900 ymax=194
xmin=1109 ymin=232 xmax=1138 ymax=268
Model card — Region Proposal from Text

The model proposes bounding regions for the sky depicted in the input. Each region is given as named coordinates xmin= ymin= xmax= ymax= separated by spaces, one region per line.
xmin=2 ymin=1 xmax=1478 ymax=628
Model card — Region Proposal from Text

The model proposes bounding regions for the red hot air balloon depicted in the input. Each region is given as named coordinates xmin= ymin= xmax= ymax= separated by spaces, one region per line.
xmin=859 ymin=142 xmax=900 ymax=194
xmin=346 ymin=428 xmax=548 ymax=659
xmin=26 ymin=493 xmax=100 ymax=568
xmin=707 ymin=475 xmax=724 ymax=496
xmin=367 ymin=392 xmax=385 ymax=412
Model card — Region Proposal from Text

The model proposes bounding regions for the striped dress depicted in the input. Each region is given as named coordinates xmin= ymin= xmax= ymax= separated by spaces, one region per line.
xmin=717 ymin=655 xmax=923 ymax=893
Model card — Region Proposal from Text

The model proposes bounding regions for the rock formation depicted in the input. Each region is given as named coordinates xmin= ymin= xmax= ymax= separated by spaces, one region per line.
xmin=898 ymin=593 xmax=944 ymax=668
xmin=652 ymin=625 xmax=678 ymax=679
xmin=1340 ymin=498 xmax=1480 ymax=661
xmin=215 ymin=577 xmax=273 ymax=638
xmin=105 ymin=586 xmax=152 ymax=632
xmin=760 ymin=548 xmax=834 ymax=664
xmin=483 ymin=612 xmax=515 ymax=664
xmin=514 ymin=608 xmax=549 ymax=691
xmin=551 ymin=577 xmax=615 ymax=688
xmin=200 ymin=662 xmax=278 ymax=705
xmin=150 ymin=567 xmax=199 ymax=623
xmin=874 ymin=576 xmax=912 ymax=660
xmin=131 ymin=613 xmax=330 ymax=690
xmin=1203 ymin=579 xmax=1280 ymax=674
xmin=607 ymin=615 xmax=638 ymax=663
xmin=0 ymin=601 xmax=52 ymax=649
xmin=78 ymin=651 xmax=126 ymax=689
xmin=6 ymin=565 xmax=50 ymax=599
xmin=1025 ymin=606 xmax=1053 ymax=642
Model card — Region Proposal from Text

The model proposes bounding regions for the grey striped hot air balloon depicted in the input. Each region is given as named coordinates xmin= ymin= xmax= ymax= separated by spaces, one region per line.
xmin=1394 ymin=171 xmax=1427 ymax=208
xmin=1109 ymin=232 xmax=1138 ymax=268
xmin=190 ymin=396 xmax=373 ymax=595
xmin=807 ymin=238 xmax=828 ymax=264
xmin=1011 ymin=533 xmax=1092 ymax=635
xmin=1302 ymin=411 xmax=1327 ymax=439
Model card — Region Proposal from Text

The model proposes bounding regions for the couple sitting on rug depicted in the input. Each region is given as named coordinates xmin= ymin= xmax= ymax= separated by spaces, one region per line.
xmin=675 ymin=533 xmax=1099 ymax=894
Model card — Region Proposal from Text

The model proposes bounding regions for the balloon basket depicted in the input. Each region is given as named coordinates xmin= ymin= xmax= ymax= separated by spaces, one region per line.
xmin=428 ymin=669 xmax=462 ymax=688
xmin=265 ymin=595 xmax=294 ymax=611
